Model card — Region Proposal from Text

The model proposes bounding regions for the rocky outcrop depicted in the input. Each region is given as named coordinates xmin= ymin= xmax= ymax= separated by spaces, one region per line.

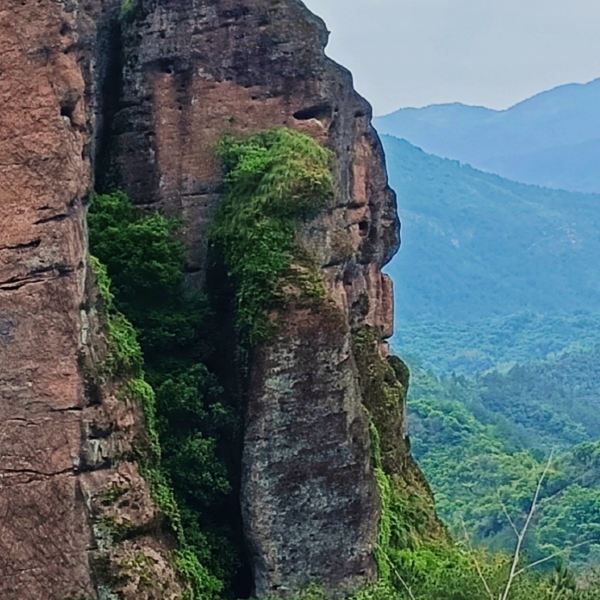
xmin=100 ymin=1 xmax=423 ymax=596
xmin=244 ymin=306 xmax=378 ymax=596
xmin=2 ymin=0 xmax=437 ymax=597
xmin=105 ymin=0 xmax=398 ymax=309
xmin=0 ymin=2 xmax=182 ymax=598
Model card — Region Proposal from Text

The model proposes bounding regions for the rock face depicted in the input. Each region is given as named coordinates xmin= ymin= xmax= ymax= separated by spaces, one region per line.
xmin=0 ymin=2 xmax=182 ymax=598
xmin=0 ymin=4 xmax=93 ymax=596
xmin=101 ymin=0 xmax=416 ymax=596
xmin=1 ymin=0 xmax=435 ymax=597
xmin=244 ymin=306 xmax=378 ymax=596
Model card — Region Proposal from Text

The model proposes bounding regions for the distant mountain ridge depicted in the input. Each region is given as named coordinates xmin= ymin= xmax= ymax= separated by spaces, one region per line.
xmin=375 ymin=79 xmax=600 ymax=193
xmin=381 ymin=135 xmax=600 ymax=322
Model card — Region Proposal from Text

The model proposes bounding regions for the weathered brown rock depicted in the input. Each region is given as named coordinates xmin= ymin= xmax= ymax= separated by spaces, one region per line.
xmin=0 ymin=3 xmax=93 ymax=597
xmin=244 ymin=304 xmax=378 ymax=596
xmin=0 ymin=2 xmax=182 ymax=598
xmin=102 ymin=0 xmax=422 ymax=596
xmin=2 ymin=0 xmax=438 ymax=596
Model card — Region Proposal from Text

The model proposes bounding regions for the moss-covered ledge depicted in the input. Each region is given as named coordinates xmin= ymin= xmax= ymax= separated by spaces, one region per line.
xmin=352 ymin=327 xmax=446 ymax=583
xmin=210 ymin=128 xmax=334 ymax=347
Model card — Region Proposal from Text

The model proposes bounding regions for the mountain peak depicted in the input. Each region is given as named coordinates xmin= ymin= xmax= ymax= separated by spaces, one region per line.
xmin=375 ymin=78 xmax=600 ymax=193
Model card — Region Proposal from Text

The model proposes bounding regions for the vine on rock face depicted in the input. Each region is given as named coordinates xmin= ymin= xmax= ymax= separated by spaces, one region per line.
xmin=211 ymin=128 xmax=334 ymax=346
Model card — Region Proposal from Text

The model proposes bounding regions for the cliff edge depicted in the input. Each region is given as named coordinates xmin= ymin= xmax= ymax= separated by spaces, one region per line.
xmin=0 ymin=1 xmax=440 ymax=598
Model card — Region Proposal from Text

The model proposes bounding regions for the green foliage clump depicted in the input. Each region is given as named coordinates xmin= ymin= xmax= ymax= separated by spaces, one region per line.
xmin=90 ymin=256 xmax=143 ymax=376
xmin=106 ymin=313 xmax=143 ymax=375
xmin=154 ymin=365 xmax=233 ymax=512
xmin=211 ymin=128 xmax=333 ymax=345
xmin=89 ymin=191 xmax=208 ymax=363
xmin=89 ymin=191 xmax=243 ymax=597
xmin=126 ymin=377 xmax=161 ymax=459
xmin=120 ymin=0 xmax=136 ymax=18
xmin=353 ymin=327 xmax=440 ymax=559
xmin=174 ymin=548 xmax=223 ymax=600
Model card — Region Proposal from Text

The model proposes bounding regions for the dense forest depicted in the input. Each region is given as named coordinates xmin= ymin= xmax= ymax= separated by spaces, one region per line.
xmin=393 ymin=312 xmax=600 ymax=375
xmin=380 ymin=136 xmax=600 ymax=322
xmin=404 ymin=337 xmax=600 ymax=575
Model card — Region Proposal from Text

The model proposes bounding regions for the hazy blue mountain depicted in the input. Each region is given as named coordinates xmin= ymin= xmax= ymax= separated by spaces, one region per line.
xmin=382 ymin=135 xmax=600 ymax=324
xmin=375 ymin=79 xmax=600 ymax=193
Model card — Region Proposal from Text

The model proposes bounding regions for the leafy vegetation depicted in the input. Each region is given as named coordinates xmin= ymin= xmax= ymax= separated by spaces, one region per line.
xmin=89 ymin=192 xmax=241 ymax=598
xmin=89 ymin=255 xmax=219 ymax=598
xmin=120 ymin=0 xmax=136 ymax=18
xmin=86 ymin=126 xmax=600 ymax=598
xmin=211 ymin=128 xmax=333 ymax=345
xmin=265 ymin=554 xmax=600 ymax=599
xmin=407 ymin=357 xmax=600 ymax=574
xmin=376 ymin=97 xmax=600 ymax=597
xmin=392 ymin=312 xmax=600 ymax=376
xmin=351 ymin=328 xmax=600 ymax=599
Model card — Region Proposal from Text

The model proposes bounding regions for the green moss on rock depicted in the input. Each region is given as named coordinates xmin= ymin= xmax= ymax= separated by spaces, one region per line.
xmin=353 ymin=327 xmax=445 ymax=587
xmin=211 ymin=128 xmax=334 ymax=345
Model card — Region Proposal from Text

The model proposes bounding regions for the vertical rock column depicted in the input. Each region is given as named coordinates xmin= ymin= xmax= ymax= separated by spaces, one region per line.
xmin=103 ymin=0 xmax=427 ymax=596
xmin=0 ymin=2 xmax=94 ymax=597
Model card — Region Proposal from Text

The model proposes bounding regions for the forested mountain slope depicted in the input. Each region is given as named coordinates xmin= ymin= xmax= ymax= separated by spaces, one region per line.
xmin=381 ymin=135 xmax=600 ymax=322
xmin=381 ymin=133 xmax=600 ymax=579
xmin=408 ymin=354 xmax=600 ymax=571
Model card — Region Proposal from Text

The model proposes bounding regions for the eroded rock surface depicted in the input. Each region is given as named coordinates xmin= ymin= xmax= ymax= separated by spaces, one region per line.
xmin=244 ymin=306 xmax=378 ymax=595
xmin=0 ymin=2 xmax=181 ymax=598
xmin=2 ymin=0 xmax=436 ymax=596
xmin=0 ymin=3 xmax=93 ymax=596
xmin=103 ymin=0 xmax=413 ymax=596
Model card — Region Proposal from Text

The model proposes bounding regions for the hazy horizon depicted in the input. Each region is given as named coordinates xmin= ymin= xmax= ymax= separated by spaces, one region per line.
xmin=376 ymin=77 xmax=600 ymax=116
xmin=303 ymin=0 xmax=600 ymax=115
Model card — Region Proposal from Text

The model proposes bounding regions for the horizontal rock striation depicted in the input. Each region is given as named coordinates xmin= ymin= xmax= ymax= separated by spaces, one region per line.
xmin=0 ymin=3 xmax=94 ymax=596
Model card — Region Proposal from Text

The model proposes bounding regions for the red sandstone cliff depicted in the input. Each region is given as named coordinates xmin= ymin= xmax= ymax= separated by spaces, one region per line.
xmin=0 ymin=2 xmax=183 ymax=597
xmin=0 ymin=1 xmax=436 ymax=598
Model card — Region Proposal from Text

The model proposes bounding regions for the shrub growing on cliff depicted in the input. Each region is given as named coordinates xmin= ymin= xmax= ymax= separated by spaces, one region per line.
xmin=88 ymin=191 xmax=207 ymax=362
xmin=211 ymin=128 xmax=334 ymax=345
xmin=89 ymin=191 xmax=243 ymax=597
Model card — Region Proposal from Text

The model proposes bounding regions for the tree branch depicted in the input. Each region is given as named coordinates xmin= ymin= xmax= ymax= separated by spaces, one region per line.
xmin=500 ymin=450 xmax=555 ymax=600
xmin=460 ymin=518 xmax=495 ymax=600
xmin=514 ymin=540 xmax=597 ymax=577
xmin=499 ymin=499 xmax=520 ymax=538
xmin=383 ymin=553 xmax=417 ymax=600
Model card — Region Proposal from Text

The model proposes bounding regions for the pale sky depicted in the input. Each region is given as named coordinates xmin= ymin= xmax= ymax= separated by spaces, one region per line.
xmin=302 ymin=0 xmax=600 ymax=115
